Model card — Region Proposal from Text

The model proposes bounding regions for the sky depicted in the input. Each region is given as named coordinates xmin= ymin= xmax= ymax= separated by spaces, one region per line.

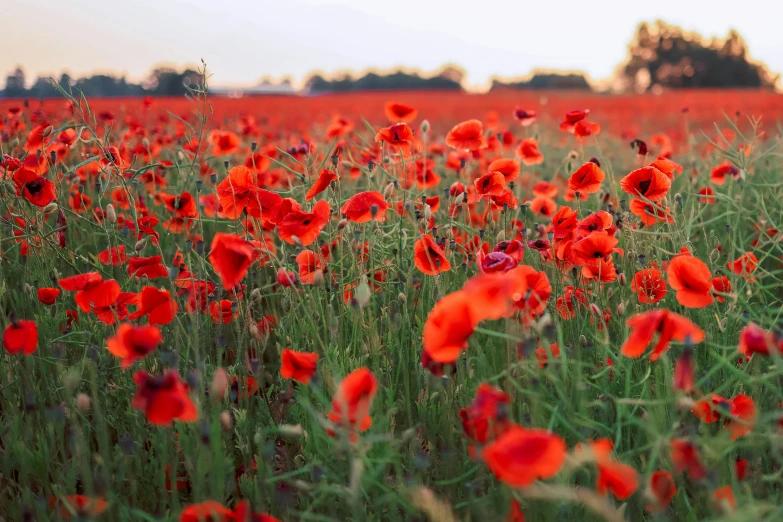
xmin=4 ymin=0 xmax=783 ymax=90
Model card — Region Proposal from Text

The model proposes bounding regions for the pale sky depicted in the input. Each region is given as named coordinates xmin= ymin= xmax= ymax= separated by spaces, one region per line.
xmin=4 ymin=0 xmax=783 ymax=90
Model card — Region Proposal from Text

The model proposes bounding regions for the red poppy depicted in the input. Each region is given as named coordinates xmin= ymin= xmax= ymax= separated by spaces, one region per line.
xmin=129 ymin=286 xmax=178 ymax=325
xmin=232 ymin=500 xmax=283 ymax=522
xmin=375 ymin=123 xmax=415 ymax=154
xmin=728 ymin=394 xmax=757 ymax=440
xmin=649 ymin=157 xmax=683 ymax=179
xmin=98 ymin=245 xmax=128 ymax=265
xmin=128 ymin=255 xmax=169 ymax=279
xmin=630 ymin=198 xmax=674 ymax=226
xmin=478 ymin=251 xmax=516 ymax=274
xmin=459 ymin=384 xmax=512 ymax=458
xmin=3 ymin=320 xmax=38 ymax=355
xmin=487 ymin=158 xmax=520 ymax=182
xmin=667 ymin=251 xmax=713 ymax=308
xmin=210 ymin=299 xmax=238 ymax=324
xmin=306 ymin=168 xmax=338 ymax=201
xmin=535 ymin=343 xmax=561 ymax=368
xmin=513 ymin=107 xmax=536 ymax=126
xmin=482 ymin=425 xmax=566 ymax=487
xmin=620 ymin=166 xmax=671 ymax=201
xmin=631 ymin=267 xmax=668 ymax=303
xmin=528 ymin=196 xmax=557 ymax=217
xmin=423 ymin=290 xmax=478 ymax=364
xmin=446 ymin=120 xmax=487 ymax=151
xmin=296 ymin=249 xmax=326 ymax=284
xmin=670 ymin=439 xmax=706 ymax=479
xmin=13 ymin=168 xmax=57 ymax=206
xmin=107 ymin=323 xmax=163 ymax=368
xmin=161 ymin=191 xmax=197 ymax=218
xmin=280 ymin=349 xmax=319 ymax=384
xmin=328 ymin=367 xmax=378 ymax=435
xmin=474 ymin=171 xmax=506 ymax=199
xmin=710 ymin=163 xmax=740 ymax=185
xmin=646 ymin=470 xmax=676 ymax=512
xmin=59 ymin=272 xmax=121 ymax=313
xmin=209 ymin=233 xmax=257 ymax=289
xmin=674 ymin=347 xmax=694 ymax=393
xmin=51 ymin=495 xmax=109 ymax=519
xmin=738 ymin=322 xmax=781 ymax=358
xmin=326 ymin=116 xmax=354 ymax=139
xmin=277 ymin=200 xmax=331 ymax=246
xmin=132 ymin=370 xmax=198 ymax=426
xmin=559 ymin=109 xmax=589 ymax=132
xmin=37 ymin=287 xmax=60 ymax=305
xmin=568 ymin=162 xmax=605 ymax=194
xmin=516 ymin=138 xmax=544 ymax=165
xmin=621 ymin=308 xmax=704 ymax=361
xmin=735 ymin=459 xmax=749 ymax=481
xmin=712 ymin=486 xmax=737 ymax=512
xmin=573 ymin=120 xmax=601 ymax=140
xmin=698 ymin=187 xmax=717 ymax=204
xmin=209 ymin=130 xmax=241 ymax=156
xmin=340 ymin=191 xmax=389 ymax=223
xmin=384 ymin=101 xmax=418 ymax=123
xmin=594 ymin=450 xmax=639 ymax=500
xmin=180 ymin=500 xmax=233 ymax=522
xmin=568 ymin=232 xmax=618 ymax=267
xmin=727 ymin=252 xmax=758 ymax=282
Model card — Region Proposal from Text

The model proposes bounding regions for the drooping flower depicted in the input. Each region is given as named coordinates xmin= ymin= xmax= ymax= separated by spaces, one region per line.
xmin=621 ymin=309 xmax=704 ymax=361
xmin=280 ymin=349 xmax=319 ymax=384
xmin=107 ymin=323 xmax=163 ymax=368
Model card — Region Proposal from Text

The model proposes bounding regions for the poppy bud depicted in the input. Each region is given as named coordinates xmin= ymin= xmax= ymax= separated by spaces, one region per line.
xmin=337 ymin=218 xmax=349 ymax=230
xmin=210 ymin=368 xmax=228 ymax=401
xmin=278 ymin=424 xmax=305 ymax=439
xmin=617 ymin=302 xmax=626 ymax=316
xmin=76 ymin=393 xmax=91 ymax=412
xmin=398 ymin=292 xmax=407 ymax=304
xmin=223 ymin=160 xmax=230 ymax=171
xmin=455 ymin=193 xmax=465 ymax=205
xmin=606 ymin=287 xmax=614 ymax=299
xmin=210 ymin=173 xmax=217 ymax=183
xmin=312 ymin=269 xmax=325 ymax=286
xmin=496 ymin=230 xmax=506 ymax=243
xmin=589 ymin=303 xmax=602 ymax=317
xmin=291 ymin=235 xmax=303 ymax=247
xmin=134 ymin=237 xmax=148 ymax=252
xmin=675 ymin=193 xmax=683 ymax=208
xmin=220 ymin=411 xmax=232 ymax=431
xmin=250 ymin=142 xmax=257 ymax=151
xmin=142 ymin=137 xmax=150 ymax=149
xmin=383 ymin=182 xmax=395 ymax=199
xmin=43 ymin=202 xmax=58 ymax=214
xmin=355 ymin=280 xmax=372 ymax=308
xmin=368 ymin=160 xmax=375 ymax=171
xmin=580 ymin=335 xmax=588 ymax=346
xmin=42 ymin=125 xmax=54 ymax=138
xmin=618 ymin=272 xmax=626 ymax=286
xmin=421 ymin=120 xmax=430 ymax=134
xmin=674 ymin=346 xmax=694 ymax=393
xmin=423 ymin=205 xmax=432 ymax=223
xmin=370 ymin=204 xmax=379 ymax=218
xmin=330 ymin=154 xmax=339 ymax=166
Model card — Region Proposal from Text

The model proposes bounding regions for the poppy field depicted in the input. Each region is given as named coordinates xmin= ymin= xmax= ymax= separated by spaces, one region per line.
xmin=1 ymin=73 xmax=783 ymax=522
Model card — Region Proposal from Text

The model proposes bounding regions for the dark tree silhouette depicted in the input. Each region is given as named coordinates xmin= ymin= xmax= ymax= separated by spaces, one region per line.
xmin=615 ymin=21 xmax=779 ymax=92
xmin=490 ymin=73 xmax=591 ymax=91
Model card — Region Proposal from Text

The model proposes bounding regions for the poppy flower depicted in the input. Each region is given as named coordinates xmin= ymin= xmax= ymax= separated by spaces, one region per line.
xmin=528 ymin=196 xmax=557 ymax=217
xmin=328 ymin=367 xmax=377 ymax=435
xmin=712 ymin=486 xmax=737 ymax=512
xmin=413 ymin=235 xmax=451 ymax=275
xmin=698 ymin=187 xmax=717 ymax=204
xmin=232 ymin=500 xmax=283 ymax=522
xmin=630 ymin=199 xmax=674 ymax=226
xmin=37 ymin=287 xmax=61 ymax=305
xmin=621 ymin=308 xmax=704 ymax=361
xmin=667 ymin=252 xmax=713 ymax=308
xmin=461 ymin=269 xmax=529 ymax=321
xmin=384 ymin=101 xmax=418 ymax=123
xmin=568 ymin=232 xmax=619 ymax=267
xmin=161 ymin=191 xmax=198 ymax=218
xmin=375 ymin=123 xmax=415 ymax=154
xmin=107 ymin=323 xmax=163 ymax=368
xmin=446 ymin=120 xmax=487 ymax=151
xmin=649 ymin=158 xmax=683 ymax=179
xmin=493 ymin=239 xmax=525 ymax=262
xmin=727 ymin=252 xmax=758 ymax=282
xmin=513 ymin=107 xmax=536 ymax=126
xmin=516 ymin=138 xmax=544 ymax=166
xmin=326 ymin=116 xmax=354 ymax=139
xmin=459 ymin=384 xmax=512 ymax=458
xmin=506 ymin=499 xmax=525 ymax=522
xmin=738 ymin=322 xmax=780 ymax=358
xmin=306 ymin=168 xmax=338 ymax=201
xmin=98 ymin=245 xmax=127 ymax=265
xmin=128 ymin=255 xmax=169 ymax=279
xmin=559 ymin=109 xmax=589 ymax=132
xmin=277 ymin=200 xmax=331 ymax=246
xmin=596 ymin=458 xmax=639 ymax=500
xmin=3 ymin=320 xmax=38 ymax=355
xmin=646 ymin=470 xmax=676 ymax=512
xmin=132 ymin=370 xmax=198 ymax=426
xmin=474 ymin=171 xmax=507 ymax=198
xmin=728 ymin=394 xmax=757 ymax=440
xmin=620 ymin=166 xmax=671 ymax=201
xmin=180 ymin=500 xmax=233 ymax=522
xmin=482 ymin=425 xmax=566 ymax=487
xmin=13 ymin=168 xmax=57 ymax=206
xmin=513 ymin=265 xmax=552 ymax=319
xmin=487 ymin=158 xmax=520 ymax=182
xmin=710 ymin=163 xmax=740 ymax=185
xmin=217 ymin=166 xmax=276 ymax=220
xmin=670 ymin=439 xmax=706 ymax=479
xmin=340 ymin=191 xmax=389 ymax=223
xmin=280 ymin=349 xmax=319 ymax=384
xmin=210 ymin=299 xmax=238 ymax=324
xmin=535 ymin=343 xmax=561 ymax=368
xmin=568 ymin=162 xmax=605 ymax=194
xmin=574 ymin=120 xmax=601 ymax=140
xmin=735 ymin=459 xmax=749 ymax=481
xmin=296 ymin=249 xmax=326 ymax=284
xmin=59 ymin=272 xmax=121 ymax=313
xmin=209 ymin=130 xmax=241 ymax=156
xmin=673 ymin=346 xmax=694 ymax=393
xmin=95 ymin=291 xmax=138 ymax=326
xmin=209 ymin=233 xmax=257 ymax=289
xmin=478 ymin=251 xmax=516 ymax=273
xmin=51 ymin=495 xmax=109 ymax=519
xmin=129 ymin=286 xmax=178 ymax=325
xmin=631 ymin=267 xmax=668 ymax=303
xmin=423 ymin=290 xmax=478 ymax=364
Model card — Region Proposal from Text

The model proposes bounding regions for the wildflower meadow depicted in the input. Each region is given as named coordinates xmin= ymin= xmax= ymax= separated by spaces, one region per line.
xmin=1 ymin=67 xmax=782 ymax=522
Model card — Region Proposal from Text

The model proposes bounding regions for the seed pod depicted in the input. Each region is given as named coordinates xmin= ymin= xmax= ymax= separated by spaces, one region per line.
xmin=76 ymin=393 xmax=91 ymax=412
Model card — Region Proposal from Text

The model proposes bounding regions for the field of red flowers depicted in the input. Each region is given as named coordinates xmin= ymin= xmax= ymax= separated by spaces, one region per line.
xmin=1 ymin=74 xmax=782 ymax=522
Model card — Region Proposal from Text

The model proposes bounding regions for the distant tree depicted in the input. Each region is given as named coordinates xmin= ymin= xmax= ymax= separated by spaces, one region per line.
xmin=4 ymin=66 xmax=27 ymax=98
xmin=144 ymin=67 xmax=201 ymax=96
xmin=303 ymin=68 xmax=463 ymax=94
xmin=615 ymin=21 xmax=779 ymax=92
xmin=491 ymin=73 xmax=591 ymax=91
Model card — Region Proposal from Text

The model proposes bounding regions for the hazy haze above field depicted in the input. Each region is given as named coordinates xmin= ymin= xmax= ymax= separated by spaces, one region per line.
xmin=5 ymin=0 xmax=783 ymax=89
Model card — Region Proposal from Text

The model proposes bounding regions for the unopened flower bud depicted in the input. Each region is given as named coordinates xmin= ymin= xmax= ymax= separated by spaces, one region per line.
xmin=76 ymin=393 xmax=91 ymax=412
xmin=383 ymin=182 xmax=395 ymax=199
xmin=105 ymin=204 xmax=117 ymax=223
xmin=617 ymin=302 xmax=626 ymax=316
xmin=420 ymin=120 xmax=430 ymax=134
xmin=210 ymin=368 xmax=228 ymax=402
xmin=43 ymin=202 xmax=59 ymax=214
xmin=312 ymin=269 xmax=325 ymax=286
xmin=589 ymin=303 xmax=602 ymax=317
xmin=220 ymin=411 xmax=232 ymax=431
xmin=134 ymin=237 xmax=148 ymax=252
